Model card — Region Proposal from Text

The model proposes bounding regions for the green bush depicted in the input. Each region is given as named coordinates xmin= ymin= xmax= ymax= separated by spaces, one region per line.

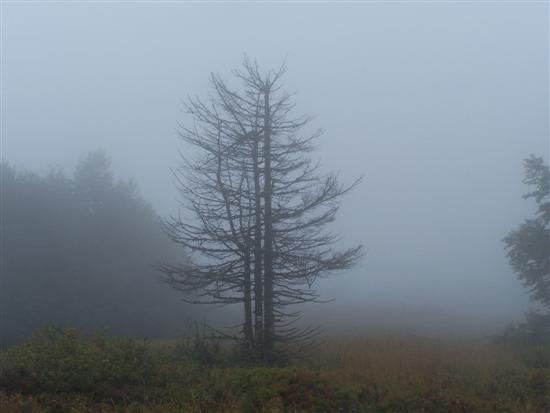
xmin=0 ymin=326 xmax=156 ymax=393
xmin=222 ymin=368 xmax=361 ymax=412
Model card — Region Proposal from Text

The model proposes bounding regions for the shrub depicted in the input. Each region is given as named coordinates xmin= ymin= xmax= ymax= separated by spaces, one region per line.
xmin=172 ymin=326 xmax=225 ymax=367
xmin=498 ymin=311 xmax=550 ymax=346
xmin=223 ymin=368 xmax=361 ymax=412
xmin=0 ymin=326 xmax=156 ymax=394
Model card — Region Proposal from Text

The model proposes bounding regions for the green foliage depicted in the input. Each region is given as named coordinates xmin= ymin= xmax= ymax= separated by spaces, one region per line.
xmin=224 ymin=368 xmax=360 ymax=413
xmin=0 ymin=327 xmax=156 ymax=393
xmin=504 ymin=155 xmax=550 ymax=308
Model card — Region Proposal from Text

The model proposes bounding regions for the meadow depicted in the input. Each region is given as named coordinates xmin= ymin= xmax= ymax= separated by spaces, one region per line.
xmin=1 ymin=327 xmax=549 ymax=412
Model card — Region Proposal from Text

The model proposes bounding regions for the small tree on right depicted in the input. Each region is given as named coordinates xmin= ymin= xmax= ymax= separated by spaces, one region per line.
xmin=504 ymin=155 xmax=550 ymax=308
xmin=502 ymin=155 xmax=550 ymax=344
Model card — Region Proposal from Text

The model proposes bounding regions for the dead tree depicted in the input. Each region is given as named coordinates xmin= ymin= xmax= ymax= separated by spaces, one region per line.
xmin=162 ymin=57 xmax=364 ymax=363
xmin=160 ymin=90 xmax=258 ymax=348
xmin=233 ymin=60 xmax=364 ymax=361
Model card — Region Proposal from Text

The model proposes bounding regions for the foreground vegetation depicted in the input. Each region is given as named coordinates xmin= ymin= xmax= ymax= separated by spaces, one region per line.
xmin=1 ymin=327 xmax=549 ymax=412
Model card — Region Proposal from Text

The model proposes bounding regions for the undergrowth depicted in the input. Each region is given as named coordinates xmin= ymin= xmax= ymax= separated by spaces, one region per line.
xmin=1 ymin=327 xmax=549 ymax=412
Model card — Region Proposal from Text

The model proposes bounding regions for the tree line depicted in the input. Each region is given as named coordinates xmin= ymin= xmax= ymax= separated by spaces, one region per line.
xmin=0 ymin=151 xmax=188 ymax=346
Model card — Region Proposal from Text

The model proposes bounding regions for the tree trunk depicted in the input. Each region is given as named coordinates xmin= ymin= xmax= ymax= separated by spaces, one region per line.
xmin=243 ymin=251 xmax=253 ymax=349
xmin=263 ymin=88 xmax=274 ymax=360
xmin=252 ymin=132 xmax=264 ymax=358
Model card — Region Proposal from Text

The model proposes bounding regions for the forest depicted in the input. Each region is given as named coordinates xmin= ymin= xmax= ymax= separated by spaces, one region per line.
xmin=1 ymin=151 xmax=190 ymax=345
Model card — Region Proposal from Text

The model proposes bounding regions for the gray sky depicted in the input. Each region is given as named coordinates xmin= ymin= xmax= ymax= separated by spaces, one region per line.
xmin=2 ymin=2 xmax=549 ymax=332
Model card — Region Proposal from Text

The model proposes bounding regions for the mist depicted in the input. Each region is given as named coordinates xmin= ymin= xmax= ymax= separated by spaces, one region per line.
xmin=2 ymin=2 xmax=548 ymax=341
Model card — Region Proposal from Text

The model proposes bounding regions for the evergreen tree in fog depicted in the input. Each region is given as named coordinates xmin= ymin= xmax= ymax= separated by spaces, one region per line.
xmin=0 ymin=151 xmax=187 ymax=346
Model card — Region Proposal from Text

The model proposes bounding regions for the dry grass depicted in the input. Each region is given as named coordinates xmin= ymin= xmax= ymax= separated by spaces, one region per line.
xmin=315 ymin=333 xmax=516 ymax=378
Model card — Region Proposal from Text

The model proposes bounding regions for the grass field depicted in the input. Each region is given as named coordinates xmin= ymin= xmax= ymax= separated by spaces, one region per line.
xmin=1 ymin=327 xmax=549 ymax=412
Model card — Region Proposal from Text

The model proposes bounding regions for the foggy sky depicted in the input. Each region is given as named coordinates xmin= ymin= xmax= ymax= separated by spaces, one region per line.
xmin=3 ymin=3 xmax=549 ymax=332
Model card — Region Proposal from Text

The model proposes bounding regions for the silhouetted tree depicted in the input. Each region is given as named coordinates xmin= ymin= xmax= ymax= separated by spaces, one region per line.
xmin=162 ymin=58 xmax=364 ymax=363
xmin=501 ymin=155 xmax=550 ymax=345
xmin=504 ymin=155 xmax=550 ymax=307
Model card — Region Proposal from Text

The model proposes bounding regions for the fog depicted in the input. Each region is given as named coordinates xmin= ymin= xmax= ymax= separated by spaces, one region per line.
xmin=2 ymin=3 xmax=548 ymax=338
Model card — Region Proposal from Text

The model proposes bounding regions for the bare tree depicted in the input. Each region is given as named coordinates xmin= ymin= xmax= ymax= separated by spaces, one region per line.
xmin=162 ymin=57 xmax=364 ymax=363
xmin=160 ymin=95 xmax=257 ymax=348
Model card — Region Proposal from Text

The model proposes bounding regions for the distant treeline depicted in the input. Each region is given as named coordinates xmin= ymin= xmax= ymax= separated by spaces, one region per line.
xmin=1 ymin=150 xmax=190 ymax=346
